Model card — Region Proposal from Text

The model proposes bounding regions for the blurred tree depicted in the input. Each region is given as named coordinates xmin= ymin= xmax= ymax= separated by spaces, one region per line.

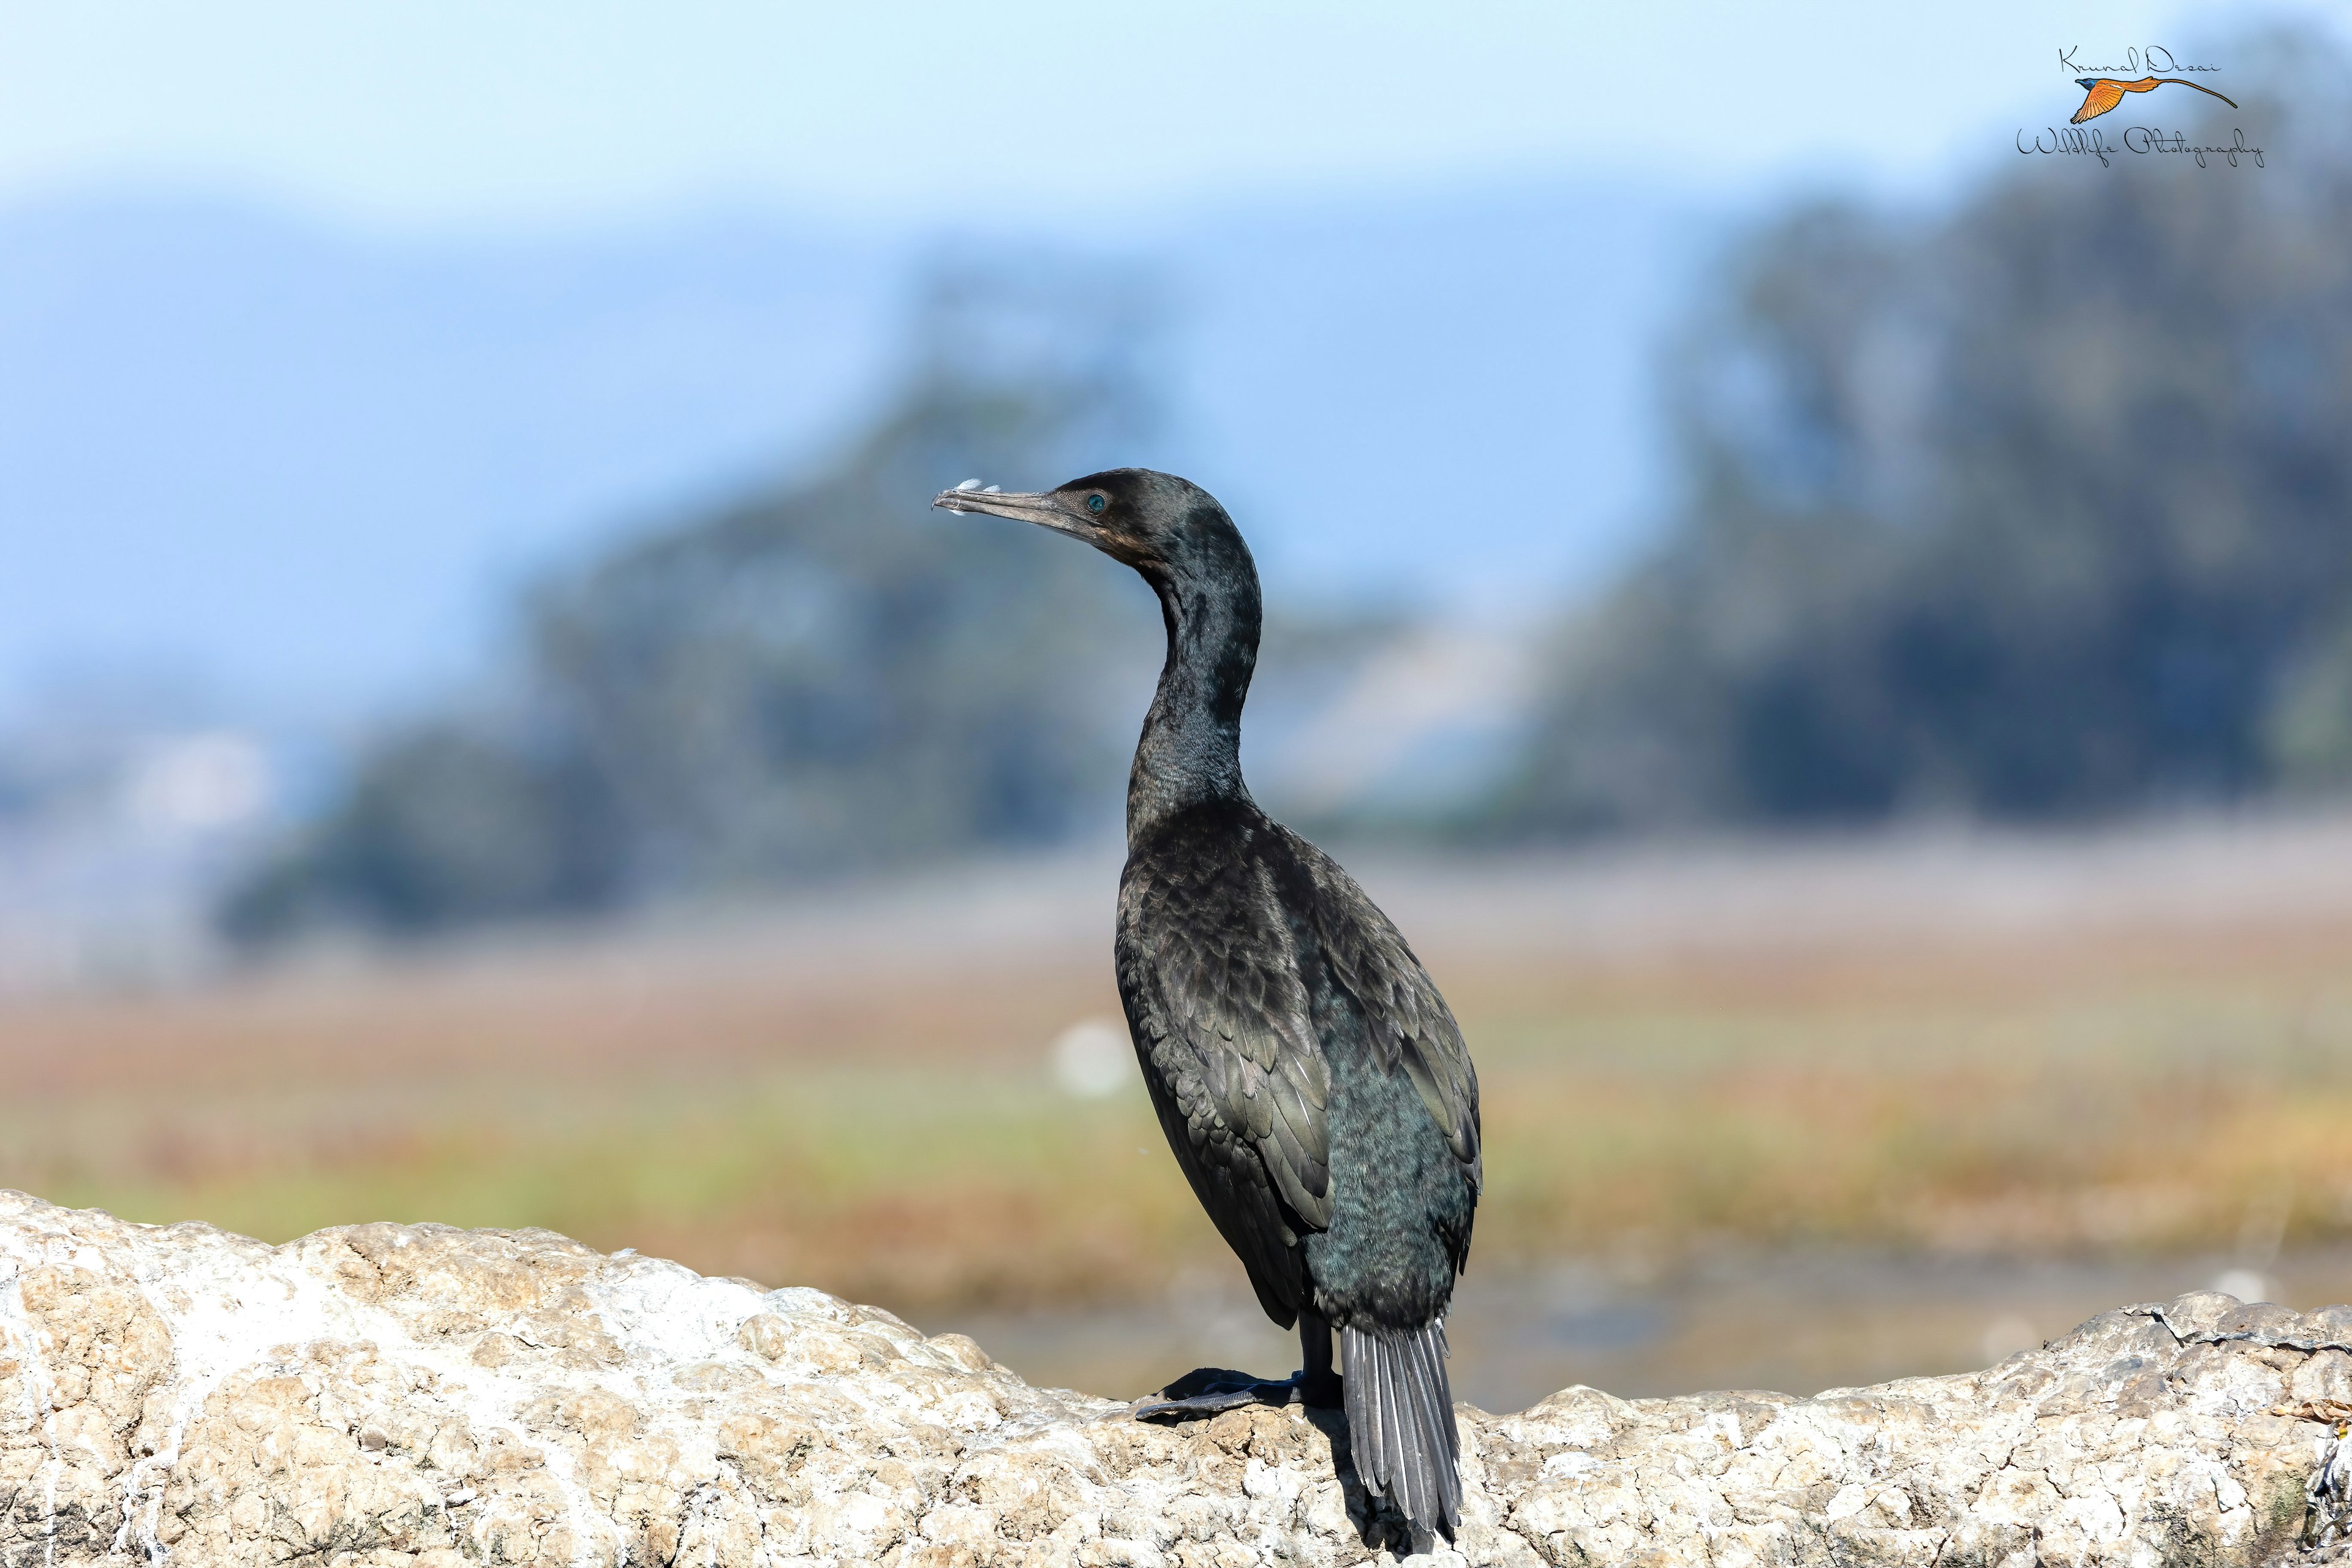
xmin=220 ymin=723 xmax=621 ymax=936
xmin=1495 ymin=25 xmax=2352 ymax=832
xmin=222 ymin=260 xmax=1164 ymax=940
xmin=2269 ymin=619 xmax=2352 ymax=792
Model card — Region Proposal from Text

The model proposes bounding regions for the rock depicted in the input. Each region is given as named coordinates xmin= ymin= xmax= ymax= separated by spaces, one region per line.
xmin=1 ymin=1189 xmax=2346 ymax=1566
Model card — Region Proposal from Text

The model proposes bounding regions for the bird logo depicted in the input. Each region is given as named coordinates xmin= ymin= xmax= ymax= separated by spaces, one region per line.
xmin=2070 ymin=75 xmax=2236 ymax=124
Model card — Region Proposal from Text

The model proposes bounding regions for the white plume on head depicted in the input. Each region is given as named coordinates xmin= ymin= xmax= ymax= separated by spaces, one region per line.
xmin=956 ymin=478 xmax=984 ymax=491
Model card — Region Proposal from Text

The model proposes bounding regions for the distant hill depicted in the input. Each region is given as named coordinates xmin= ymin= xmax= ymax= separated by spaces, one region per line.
xmin=0 ymin=179 xmax=1714 ymax=718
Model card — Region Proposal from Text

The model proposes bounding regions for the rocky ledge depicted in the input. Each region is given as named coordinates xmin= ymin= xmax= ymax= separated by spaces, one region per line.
xmin=7 ymin=1191 xmax=2352 ymax=1567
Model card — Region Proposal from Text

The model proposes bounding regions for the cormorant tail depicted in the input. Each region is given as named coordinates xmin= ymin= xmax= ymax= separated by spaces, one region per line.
xmin=1341 ymin=1319 xmax=1461 ymax=1539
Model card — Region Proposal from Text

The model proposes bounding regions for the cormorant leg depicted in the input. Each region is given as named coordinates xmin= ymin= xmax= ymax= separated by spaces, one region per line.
xmin=1133 ymin=1311 xmax=1340 ymax=1421
xmin=1298 ymin=1308 xmax=1342 ymax=1408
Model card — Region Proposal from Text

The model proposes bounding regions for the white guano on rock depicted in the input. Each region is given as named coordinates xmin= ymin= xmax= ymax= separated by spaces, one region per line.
xmin=4 ymin=1189 xmax=2351 ymax=1566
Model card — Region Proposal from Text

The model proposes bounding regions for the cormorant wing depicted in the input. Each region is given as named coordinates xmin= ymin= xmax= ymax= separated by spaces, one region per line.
xmin=1120 ymin=853 xmax=1335 ymax=1238
xmin=1287 ymin=834 xmax=1483 ymax=1195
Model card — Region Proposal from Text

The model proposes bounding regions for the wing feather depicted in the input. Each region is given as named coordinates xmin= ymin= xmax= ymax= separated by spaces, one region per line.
xmin=1284 ymin=832 xmax=1484 ymax=1193
xmin=2071 ymin=79 xmax=2127 ymax=123
xmin=1119 ymin=845 xmax=1335 ymax=1251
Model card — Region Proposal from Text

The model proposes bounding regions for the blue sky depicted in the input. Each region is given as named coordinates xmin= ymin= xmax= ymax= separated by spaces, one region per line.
xmin=1 ymin=1 xmax=2342 ymax=721
xmin=6 ymin=0 xmax=2327 ymax=232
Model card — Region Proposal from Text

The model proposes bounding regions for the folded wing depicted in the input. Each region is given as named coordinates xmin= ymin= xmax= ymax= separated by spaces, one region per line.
xmin=1287 ymin=834 xmax=1483 ymax=1208
xmin=1118 ymin=850 xmax=1334 ymax=1319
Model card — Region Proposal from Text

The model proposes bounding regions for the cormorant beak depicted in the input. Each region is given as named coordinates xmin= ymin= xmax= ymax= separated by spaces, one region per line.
xmin=932 ymin=486 xmax=1096 ymax=541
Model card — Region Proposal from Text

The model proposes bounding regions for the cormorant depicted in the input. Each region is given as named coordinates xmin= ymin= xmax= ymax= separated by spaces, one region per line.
xmin=935 ymin=469 xmax=1482 ymax=1540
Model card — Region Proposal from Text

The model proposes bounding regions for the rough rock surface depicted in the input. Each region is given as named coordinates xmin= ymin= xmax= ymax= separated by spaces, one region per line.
xmin=7 ymin=1191 xmax=2352 ymax=1567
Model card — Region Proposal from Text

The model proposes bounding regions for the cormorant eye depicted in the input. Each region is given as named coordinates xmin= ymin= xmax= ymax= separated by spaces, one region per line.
xmin=1087 ymin=494 xmax=1107 ymax=514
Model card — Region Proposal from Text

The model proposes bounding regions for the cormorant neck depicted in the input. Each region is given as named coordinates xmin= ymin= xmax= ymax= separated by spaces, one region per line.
xmin=1128 ymin=564 xmax=1261 ymax=840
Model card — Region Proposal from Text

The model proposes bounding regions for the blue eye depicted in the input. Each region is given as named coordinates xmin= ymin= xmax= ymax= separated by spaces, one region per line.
xmin=1087 ymin=494 xmax=1107 ymax=514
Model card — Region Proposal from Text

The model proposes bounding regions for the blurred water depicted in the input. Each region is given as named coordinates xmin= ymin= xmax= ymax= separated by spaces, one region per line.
xmin=938 ymin=1249 xmax=2352 ymax=1412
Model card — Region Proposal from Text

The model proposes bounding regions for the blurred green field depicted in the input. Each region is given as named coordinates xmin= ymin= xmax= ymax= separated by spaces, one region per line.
xmin=8 ymin=824 xmax=2352 ymax=1343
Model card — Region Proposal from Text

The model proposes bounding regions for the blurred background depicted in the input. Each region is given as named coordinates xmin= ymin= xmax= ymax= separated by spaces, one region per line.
xmin=6 ymin=0 xmax=2352 ymax=1411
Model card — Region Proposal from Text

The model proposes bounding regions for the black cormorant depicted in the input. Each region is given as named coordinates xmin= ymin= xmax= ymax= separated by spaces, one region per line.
xmin=935 ymin=469 xmax=1482 ymax=1540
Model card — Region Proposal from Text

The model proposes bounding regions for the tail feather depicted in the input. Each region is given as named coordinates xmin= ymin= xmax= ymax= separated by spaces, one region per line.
xmin=1343 ymin=1321 xmax=1461 ymax=1539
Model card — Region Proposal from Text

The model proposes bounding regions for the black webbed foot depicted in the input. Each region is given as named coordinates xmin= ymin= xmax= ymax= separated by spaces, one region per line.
xmin=1134 ymin=1365 xmax=1330 ymax=1421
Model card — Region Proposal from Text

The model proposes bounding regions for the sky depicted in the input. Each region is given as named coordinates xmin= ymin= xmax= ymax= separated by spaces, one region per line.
xmin=6 ymin=0 xmax=2334 ymax=233
xmin=2 ymin=0 xmax=2345 ymax=725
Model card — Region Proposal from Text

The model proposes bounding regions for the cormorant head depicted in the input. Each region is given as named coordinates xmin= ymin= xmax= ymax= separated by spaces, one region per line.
xmin=932 ymin=468 xmax=1248 ymax=589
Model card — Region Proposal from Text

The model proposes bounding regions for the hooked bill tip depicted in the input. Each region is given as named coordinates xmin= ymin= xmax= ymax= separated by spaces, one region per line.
xmin=955 ymin=478 xmax=984 ymax=491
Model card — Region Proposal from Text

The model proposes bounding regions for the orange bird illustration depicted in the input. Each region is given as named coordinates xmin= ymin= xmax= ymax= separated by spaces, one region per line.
xmin=2070 ymin=75 xmax=2237 ymax=124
